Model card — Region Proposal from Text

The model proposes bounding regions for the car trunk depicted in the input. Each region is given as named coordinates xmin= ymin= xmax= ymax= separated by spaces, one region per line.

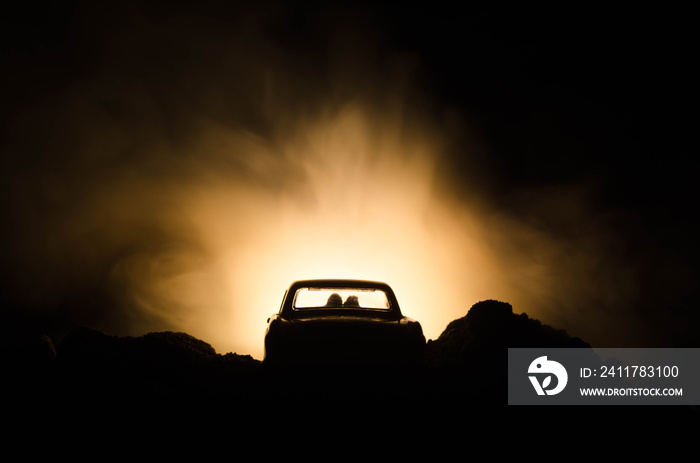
xmin=277 ymin=316 xmax=410 ymax=365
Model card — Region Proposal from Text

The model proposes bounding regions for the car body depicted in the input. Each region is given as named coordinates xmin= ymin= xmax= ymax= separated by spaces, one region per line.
xmin=263 ymin=279 xmax=426 ymax=366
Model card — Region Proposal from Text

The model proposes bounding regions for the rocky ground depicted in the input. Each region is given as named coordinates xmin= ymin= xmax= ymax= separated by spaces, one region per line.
xmin=3 ymin=299 xmax=695 ymax=439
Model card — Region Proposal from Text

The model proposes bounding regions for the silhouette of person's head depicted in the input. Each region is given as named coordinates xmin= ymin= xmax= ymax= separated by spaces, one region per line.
xmin=343 ymin=295 xmax=360 ymax=307
xmin=326 ymin=293 xmax=342 ymax=307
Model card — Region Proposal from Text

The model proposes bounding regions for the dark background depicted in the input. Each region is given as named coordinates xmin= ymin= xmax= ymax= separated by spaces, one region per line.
xmin=1 ymin=1 xmax=697 ymax=348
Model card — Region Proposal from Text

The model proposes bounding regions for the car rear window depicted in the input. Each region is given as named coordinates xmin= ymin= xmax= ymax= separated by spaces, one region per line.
xmin=292 ymin=287 xmax=391 ymax=311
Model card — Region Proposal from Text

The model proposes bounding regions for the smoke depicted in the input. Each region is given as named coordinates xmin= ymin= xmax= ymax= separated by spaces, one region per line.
xmin=1 ymin=2 xmax=692 ymax=357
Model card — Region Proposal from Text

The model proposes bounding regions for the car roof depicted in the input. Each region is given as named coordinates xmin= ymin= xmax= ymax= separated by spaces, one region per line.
xmin=287 ymin=279 xmax=394 ymax=291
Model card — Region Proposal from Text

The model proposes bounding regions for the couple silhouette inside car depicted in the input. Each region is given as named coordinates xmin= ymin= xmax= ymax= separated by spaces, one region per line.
xmin=326 ymin=293 xmax=360 ymax=308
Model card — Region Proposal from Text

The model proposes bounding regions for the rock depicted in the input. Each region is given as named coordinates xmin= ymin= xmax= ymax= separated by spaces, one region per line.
xmin=422 ymin=299 xmax=591 ymax=406
xmin=425 ymin=299 xmax=589 ymax=368
xmin=54 ymin=327 xmax=261 ymax=408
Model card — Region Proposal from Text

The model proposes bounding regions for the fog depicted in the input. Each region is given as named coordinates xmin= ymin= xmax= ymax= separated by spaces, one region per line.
xmin=1 ymin=2 xmax=695 ymax=358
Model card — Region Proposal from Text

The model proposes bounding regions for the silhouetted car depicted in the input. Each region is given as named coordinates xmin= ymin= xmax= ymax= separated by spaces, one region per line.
xmin=264 ymin=279 xmax=426 ymax=366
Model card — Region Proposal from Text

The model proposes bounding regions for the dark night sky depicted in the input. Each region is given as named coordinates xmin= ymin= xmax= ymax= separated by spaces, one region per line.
xmin=1 ymin=1 xmax=697 ymax=349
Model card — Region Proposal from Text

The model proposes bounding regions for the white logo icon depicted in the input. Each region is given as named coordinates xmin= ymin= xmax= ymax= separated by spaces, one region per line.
xmin=528 ymin=356 xmax=568 ymax=395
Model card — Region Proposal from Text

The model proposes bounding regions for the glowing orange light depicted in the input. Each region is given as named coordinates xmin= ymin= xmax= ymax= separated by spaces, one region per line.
xmin=149 ymin=103 xmax=510 ymax=359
